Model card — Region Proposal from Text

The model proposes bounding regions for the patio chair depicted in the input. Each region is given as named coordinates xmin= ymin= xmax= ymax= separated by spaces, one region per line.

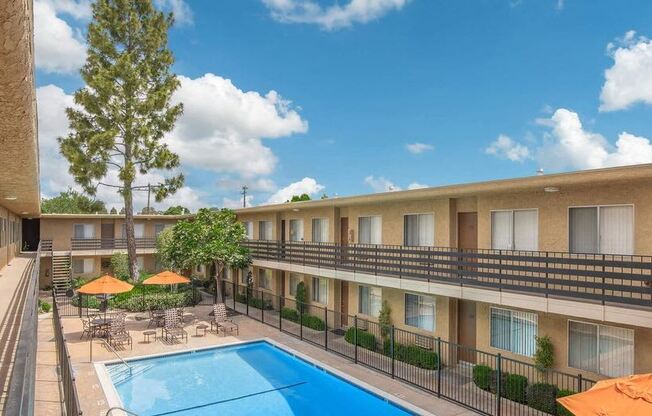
xmin=107 ymin=318 xmax=132 ymax=350
xmin=148 ymin=309 xmax=165 ymax=328
xmin=162 ymin=309 xmax=188 ymax=343
xmin=80 ymin=318 xmax=94 ymax=339
xmin=211 ymin=303 xmax=238 ymax=336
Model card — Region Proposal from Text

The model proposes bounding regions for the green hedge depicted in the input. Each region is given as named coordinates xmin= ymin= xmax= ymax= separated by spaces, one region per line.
xmin=526 ymin=383 xmax=558 ymax=415
xmin=490 ymin=369 xmax=508 ymax=394
xmin=556 ymin=389 xmax=576 ymax=416
xmin=344 ymin=327 xmax=377 ymax=351
xmin=281 ymin=307 xmax=299 ymax=322
xmin=71 ymin=285 xmax=199 ymax=312
xmin=504 ymin=374 xmax=528 ymax=403
xmin=235 ymin=293 xmax=273 ymax=310
xmin=280 ymin=307 xmax=326 ymax=331
xmin=382 ymin=340 xmax=439 ymax=369
xmin=472 ymin=365 xmax=492 ymax=390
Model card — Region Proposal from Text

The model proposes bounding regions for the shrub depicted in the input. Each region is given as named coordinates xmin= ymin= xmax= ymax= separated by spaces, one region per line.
xmin=110 ymin=252 xmax=130 ymax=280
xmin=382 ymin=340 xmax=439 ymax=369
xmin=504 ymin=374 xmax=528 ymax=403
xmin=295 ymin=281 xmax=307 ymax=311
xmin=472 ymin=365 xmax=492 ymax=390
xmin=235 ymin=293 xmax=273 ymax=310
xmin=534 ymin=335 xmax=555 ymax=372
xmin=556 ymin=389 xmax=576 ymax=416
xmin=38 ymin=299 xmax=51 ymax=313
xmin=526 ymin=383 xmax=558 ymax=415
xmin=301 ymin=314 xmax=326 ymax=331
xmin=281 ymin=307 xmax=299 ymax=322
xmin=378 ymin=300 xmax=392 ymax=340
xmin=344 ymin=327 xmax=376 ymax=351
xmin=489 ymin=369 xmax=509 ymax=394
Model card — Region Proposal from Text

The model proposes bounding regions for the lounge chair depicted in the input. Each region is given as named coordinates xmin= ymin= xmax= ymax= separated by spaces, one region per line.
xmin=107 ymin=315 xmax=132 ymax=350
xmin=148 ymin=309 xmax=165 ymax=328
xmin=162 ymin=309 xmax=188 ymax=343
xmin=211 ymin=303 xmax=238 ymax=336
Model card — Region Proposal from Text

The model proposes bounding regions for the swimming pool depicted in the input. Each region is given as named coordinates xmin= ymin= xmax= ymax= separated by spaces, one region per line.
xmin=101 ymin=340 xmax=423 ymax=415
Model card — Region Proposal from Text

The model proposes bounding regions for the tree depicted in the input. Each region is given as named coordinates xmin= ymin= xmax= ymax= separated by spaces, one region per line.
xmin=41 ymin=189 xmax=107 ymax=214
xmin=164 ymin=205 xmax=190 ymax=215
xmin=110 ymin=207 xmax=117 ymax=214
xmin=110 ymin=252 xmax=130 ymax=280
xmin=295 ymin=281 xmax=307 ymax=312
xmin=378 ymin=300 xmax=392 ymax=340
xmin=59 ymin=0 xmax=184 ymax=281
xmin=156 ymin=208 xmax=251 ymax=301
xmin=141 ymin=206 xmax=159 ymax=214
xmin=287 ymin=193 xmax=311 ymax=203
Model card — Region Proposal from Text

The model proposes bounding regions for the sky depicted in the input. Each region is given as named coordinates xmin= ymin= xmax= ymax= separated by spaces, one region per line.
xmin=34 ymin=0 xmax=652 ymax=211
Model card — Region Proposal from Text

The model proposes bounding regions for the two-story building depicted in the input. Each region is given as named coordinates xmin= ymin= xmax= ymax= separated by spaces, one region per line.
xmin=232 ymin=164 xmax=652 ymax=381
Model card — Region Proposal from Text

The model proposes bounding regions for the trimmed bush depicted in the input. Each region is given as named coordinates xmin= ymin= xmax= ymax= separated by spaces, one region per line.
xmin=281 ymin=307 xmax=299 ymax=322
xmin=472 ymin=365 xmax=492 ymax=390
xmin=382 ymin=340 xmax=439 ymax=370
xmin=490 ymin=370 xmax=509 ymax=394
xmin=556 ymin=389 xmax=576 ymax=416
xmin=235 ymin=293 xmax=273 ymax=310
xmin=526 ymin=383 xmax=558 ymax=415
xmin=504 ymin=374 xmax=528 ymax=403
xmin=38 ymin=299 xmax=51 ymax=313
xmin=344 ymin=327 xmax=377 ymax=351
xmin=301 ymin=314 xmax=326 ymax=331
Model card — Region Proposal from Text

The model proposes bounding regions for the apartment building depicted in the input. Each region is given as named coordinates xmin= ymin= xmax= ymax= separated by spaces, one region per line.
xmin=233 ymin=164 xmax=652 ymax=381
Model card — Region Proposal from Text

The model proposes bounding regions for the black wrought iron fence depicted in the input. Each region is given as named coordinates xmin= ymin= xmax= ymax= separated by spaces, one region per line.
xmin=53 ymin=295 xmax=83 ymax=416
xmin=221 ymin=279 xmax=596 ymax=416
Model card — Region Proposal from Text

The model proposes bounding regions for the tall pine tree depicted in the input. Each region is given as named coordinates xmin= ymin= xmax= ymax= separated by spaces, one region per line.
xmin=59 ymin=0 xmax=183 ymax=281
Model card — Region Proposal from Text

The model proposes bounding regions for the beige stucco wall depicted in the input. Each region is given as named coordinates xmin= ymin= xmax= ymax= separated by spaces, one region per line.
xmin=0 ymin=204 xmax=21 ymax=270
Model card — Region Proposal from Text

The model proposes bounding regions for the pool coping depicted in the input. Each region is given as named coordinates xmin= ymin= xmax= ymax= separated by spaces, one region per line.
xmin=94 ymin=337 xmax=435 ymax=416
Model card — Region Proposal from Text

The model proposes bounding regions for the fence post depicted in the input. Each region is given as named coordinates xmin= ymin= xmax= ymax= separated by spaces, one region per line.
xmin=78 ymin=294 xmax=82 ymax=318
xmin=578 ymin=373 xmax=583 ymax=392
xmin=279 ymin=295 xmax=283 ymax=330
xmin=354 ymin=315 xmax=358 ymax=364
xmin=390 ymin=325 xmax=395 ymax=379
xmin=261 ymin=290 xmax=265 ymax=322
xmin=436 ymin=337 xmax=442 ymax=398
xmin=232 ymin=281 xmax=236 ymax=310
xmin=299 ymin=302 xmax=303 ymax=340
xmin=245 ymin=285 xmax=249 ymax=317
xmin=496 ymin=353 xmax=502 ymax=416
xmin=324 ymin=306 xmax=328 ymax=350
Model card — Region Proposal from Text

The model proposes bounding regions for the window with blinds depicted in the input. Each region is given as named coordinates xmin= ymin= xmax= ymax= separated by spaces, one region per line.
xmin=311 ymin=277 xmax=328 ymax=304
xmin=289 ymin=219 xmax=304 ymax=241
xmin=74 ymin=223 xmax=95 ymax=239
xmin=491 ymin=210 xmax=538 ymax=251
xmin=242 ymin=221 xmax=253 ymax=239
xmin=258 ymin=268 xmax=272 ymax=290
xmin=311 ymin=218 xmax=329 ymax=242
xmin=568 ymin=321 xmax=634 ymax=377
xmin=490 ymin=308 xmax=538 ymax=357
xmin=404 ymin=214 xmax=434 ymax=246
xmin=405 ymin=293 xmax=435 ymax=331
xmin=258 ymin=221 xmax=273 ymax=240
xmin=358 ymin=216 xmax=382 ymax=244
xmin=569 ymin=206 xmax=633 ymax=255
xmin=289 ymin=273 xmax=301 ymax=296
xmin=121 ymin=223 xmax=145 ymax=238
xmin=154 ymin=223 xmax=166 ymax=236
xmin=358 ymin=285 xmax=382 ymax=316
xmin=72 ymin=258 xmax=94 ymax=274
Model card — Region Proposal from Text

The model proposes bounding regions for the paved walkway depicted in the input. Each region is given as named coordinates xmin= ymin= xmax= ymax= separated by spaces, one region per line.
xmin=34 ymin=312 xmax=63 ymax=416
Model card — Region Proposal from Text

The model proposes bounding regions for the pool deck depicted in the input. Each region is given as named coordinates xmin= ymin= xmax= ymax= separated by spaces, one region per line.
xmin=61 ymin=305 xmax=478 ymax=416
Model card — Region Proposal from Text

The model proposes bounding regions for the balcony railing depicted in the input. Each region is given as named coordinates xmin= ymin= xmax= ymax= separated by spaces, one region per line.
xmin=243 ymin=240 xmax=652 ymax=308
xmin=70 ymin=237 xmax=157 ymax=251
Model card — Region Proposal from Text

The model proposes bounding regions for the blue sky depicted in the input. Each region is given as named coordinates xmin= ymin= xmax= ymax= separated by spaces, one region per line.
xmin=34 ymin=0 xmax=652 ymax=210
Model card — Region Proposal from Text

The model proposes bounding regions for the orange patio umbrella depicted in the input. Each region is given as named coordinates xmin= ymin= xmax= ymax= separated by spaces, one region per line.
xmin=557 ymin=373 xmax=652 ymax=416
xmin=77 ymin=274 xmax=134 ymax=295
xmin=142 ymin=270 xmax=191 ymax=285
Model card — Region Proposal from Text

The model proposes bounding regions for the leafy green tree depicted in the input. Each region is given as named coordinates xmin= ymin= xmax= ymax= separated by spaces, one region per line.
xmin=378 ymin=300 xmax=392 ymax=340
xmin=59 ymin=0 xmax=184 ymax=281
xmin=156 ymin=208 xmax=251 ymax=301
xmin=110 ymin=207 xmax=118 ymax=214
xmin=41 ymin=189 xmax=107 ymax=214
xmin=110 ymin=252 xmax=130 ymax=280
xmin=287 ymin=193 xmax=311 ymax=203
xmin=295 ymin=281 xmax=307 ymax=312
xmin=164 ymin=205 xmax=190 ymax=215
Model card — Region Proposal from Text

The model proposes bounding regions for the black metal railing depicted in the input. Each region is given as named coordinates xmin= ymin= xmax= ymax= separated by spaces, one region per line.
xmin=243 ymin=240 xmax=652 ymax=307
xmin=71 ymin=237 xmax=156 ymax=251
xmin=221 ymin=279 xmax=595 ymax=416
xmin=5 ymin=244 xmax=41 ymax=416
xmin=53 ymin=294 xmax=83 ymax=415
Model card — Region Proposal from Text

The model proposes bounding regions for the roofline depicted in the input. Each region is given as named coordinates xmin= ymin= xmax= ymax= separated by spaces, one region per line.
xmin=235 ymin=163 xmax=652 ymax=214
xmin=39 ymin=213 xmax=194 ymax=220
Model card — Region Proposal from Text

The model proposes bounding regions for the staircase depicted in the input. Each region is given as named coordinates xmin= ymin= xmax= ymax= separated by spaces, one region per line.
xmin=52 ymin=253 xmax=72 ymax=297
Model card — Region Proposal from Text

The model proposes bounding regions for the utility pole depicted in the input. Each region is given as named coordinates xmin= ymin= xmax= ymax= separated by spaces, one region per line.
xmin=241 ymin=185 xmax=248 ymax=208
xmin=146 ymin=183 xmax=151 ymax=213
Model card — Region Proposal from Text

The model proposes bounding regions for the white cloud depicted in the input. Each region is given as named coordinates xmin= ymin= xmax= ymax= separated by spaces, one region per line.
xmin=485 ymin=134 xmax=531 ymax=162
xmin=36 ymin=85 xmax=205 ymax=211
xmin=537 ymin=108 xmax=652 ymax=170
xmin=262 ymin=0 xmax=409 ymax=30
xmin=34 ymin=0 xmax=87 ymax=74
xmin=217 ymin=177 xmax=277 ymax=193
xmin=167 ymin=73 xmax=308 ymax=178
xmin=406 ymin=142 xmax=433 ymax=154
xmin=407 ymin=182 xmax=427 ymax=190
xmin=222 ymin=195 xmax=254 ymax=209
xmin=154 ymin=0 xmax=193 ymax=26
xmin=363 ymin=176 xmax=400 ymax=192
xmin=264 ymin=178 xmax=325 ymax=204
xmin=600 ymin=31 xmax=652 ymax=111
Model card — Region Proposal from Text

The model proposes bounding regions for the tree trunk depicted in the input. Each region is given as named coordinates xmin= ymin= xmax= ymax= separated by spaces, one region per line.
xmin=123 ymin=188 xmax=139 ymax=282
xmin=214 ymin=260 xmax=223 ymax=303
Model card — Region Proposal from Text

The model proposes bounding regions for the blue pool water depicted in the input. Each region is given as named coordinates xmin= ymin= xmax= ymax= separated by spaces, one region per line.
xmin=107 ymin=341 xmax=418 ymax=416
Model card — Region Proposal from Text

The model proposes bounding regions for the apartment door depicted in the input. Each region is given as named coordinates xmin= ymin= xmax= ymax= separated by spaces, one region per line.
xmin=457 ymin=300 xmax=477 ymax=363
xmin=457 ymin=212 xmax=478 ymax=275
xmin=340 ymin=280 xmax=349 ymax=326
xmin=101 ymin=223 xmax=114 ymax=248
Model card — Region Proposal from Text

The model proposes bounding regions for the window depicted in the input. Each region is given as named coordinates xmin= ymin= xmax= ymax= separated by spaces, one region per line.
xmin=490 ymin=308 xmax=538 ymax=357
xmin=243 ymin=221 xmax=254 ymax=239
xmin=312 ymin=218 xmax=329 ymax=242
xmin=121 ymin=223 xmax=145 ymax=238
xmin=259 ymin=268 xmax=272 ymax=290
xmin=289 ymin=273 xmax=301 ymax=296
xmin=136 ymin=256 xmax=144 ymax=271
xmin=405 ymin=293 xmax=435 ymax=331
xmin=74 ymin=224 xmax=95 ymax=239
xmin=72 ymin=258 xmax=94 ymax=274
xmin=404 ymin=214 xmax=434 ymax=246
xmin=568 ymin=321 xmax=634 ymax=377
xmin=311 ymin=277 xmax=328 ymax=304
xmin=154 ymin=223 xmax=166 ymax=236
xmin=258 ymin=221 xmax=273 ymax=240
xmin=491 ymin=210 xmax=538 ymax=251
xmin=358 ymin=216 xmax=382 ymax=244
xmin=358 ymin=285 xmax=382 ymax=316
xmin=289 ymin=219 xmax=304 ymax=241
xmin=569 ymin=206 xmax=633 ymax=255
